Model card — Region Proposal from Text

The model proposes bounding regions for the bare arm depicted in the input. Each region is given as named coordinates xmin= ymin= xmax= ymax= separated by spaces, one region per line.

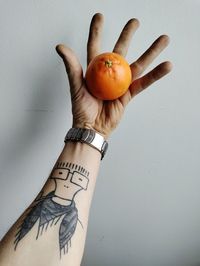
xmin=0 ymin=13 xmax=172 ymax=266
xmin=0 ymin=142 xmax=101 ymax=266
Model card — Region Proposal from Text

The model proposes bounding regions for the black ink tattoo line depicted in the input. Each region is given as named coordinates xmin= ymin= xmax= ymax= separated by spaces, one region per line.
xmin=14 ymin=162 xmax=90 ymax=257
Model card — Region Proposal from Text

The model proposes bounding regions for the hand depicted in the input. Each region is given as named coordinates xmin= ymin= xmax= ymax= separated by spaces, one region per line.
xmin=56 ymin=13 xmax=172 ymax=139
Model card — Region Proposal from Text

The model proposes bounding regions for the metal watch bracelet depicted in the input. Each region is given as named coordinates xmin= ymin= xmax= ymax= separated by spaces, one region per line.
xmin=64 ymin=128 xmax=108 ymax=160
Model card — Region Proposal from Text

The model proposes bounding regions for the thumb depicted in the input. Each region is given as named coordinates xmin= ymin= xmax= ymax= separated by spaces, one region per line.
xmin=56 ymin=44 xmax=83 ymax=95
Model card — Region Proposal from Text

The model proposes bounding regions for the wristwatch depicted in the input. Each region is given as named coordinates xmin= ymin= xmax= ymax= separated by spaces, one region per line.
xmin=64 ymin=128 xmax=108 ymax=160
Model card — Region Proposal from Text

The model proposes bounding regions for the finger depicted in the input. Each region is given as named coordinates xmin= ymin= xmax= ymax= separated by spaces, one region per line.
xmin=113 ymin=18 xmax=140 ymax=57
xmin=87 ymin=13 xmax=104 ymax=65
xmin=119 ymin=61 xmax=172 ymax=107
xmin=130 ymin=61 xmax=173 ymax=98
xmin=56 ymin=44 xmax=83 ymax=96
xmin=130 ymin=35 xmax=170 ymax=79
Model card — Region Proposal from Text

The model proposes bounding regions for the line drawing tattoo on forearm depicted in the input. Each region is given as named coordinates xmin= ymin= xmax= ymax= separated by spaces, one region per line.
xmin=14 ymin=162 xmax=89 ymax=257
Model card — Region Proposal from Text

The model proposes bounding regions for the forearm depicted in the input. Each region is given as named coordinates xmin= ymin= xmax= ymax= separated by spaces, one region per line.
xmin=0 ymin=140 xmax=101 ymax=266
xmin=0 ymin=11 xmax=172 ymax=266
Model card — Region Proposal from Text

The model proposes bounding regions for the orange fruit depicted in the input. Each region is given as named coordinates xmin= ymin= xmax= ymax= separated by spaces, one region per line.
xmin=85 ymin=52 xmax=132 ymax=100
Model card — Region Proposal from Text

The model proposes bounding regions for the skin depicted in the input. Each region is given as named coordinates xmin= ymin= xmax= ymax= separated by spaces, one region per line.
xmin=0 ymin=13 xmax=172 ymax=266
xmin=56 ymin=13 xmax=172 ymax=139
xmin=53 ymin=176 xmax=82 ymax=204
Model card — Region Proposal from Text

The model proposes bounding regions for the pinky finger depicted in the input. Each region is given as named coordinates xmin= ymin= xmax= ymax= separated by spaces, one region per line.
xmin=129 ymin=61 xmax=173 ymax=98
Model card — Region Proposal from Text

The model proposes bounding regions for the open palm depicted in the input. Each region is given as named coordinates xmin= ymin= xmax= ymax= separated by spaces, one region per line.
xmin=56 ymin=13 xmax=172 ymax=139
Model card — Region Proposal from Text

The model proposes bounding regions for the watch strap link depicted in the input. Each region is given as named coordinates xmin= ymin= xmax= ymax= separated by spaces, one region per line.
xmin=64 ymin=128 xmax=108 ymax=160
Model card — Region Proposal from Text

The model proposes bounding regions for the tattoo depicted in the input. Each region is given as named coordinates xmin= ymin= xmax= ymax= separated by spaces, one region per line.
xmin=14 ymin=162 xmax=89 ymax=257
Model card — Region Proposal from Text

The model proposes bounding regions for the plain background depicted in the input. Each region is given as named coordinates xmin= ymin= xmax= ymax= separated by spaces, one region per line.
xmin=0 ymin=0 xmax=199 ymax=265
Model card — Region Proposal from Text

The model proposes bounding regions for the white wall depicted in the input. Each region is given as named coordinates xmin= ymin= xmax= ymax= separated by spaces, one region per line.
xmin=0 ymin=1 xmax=200 ymax=265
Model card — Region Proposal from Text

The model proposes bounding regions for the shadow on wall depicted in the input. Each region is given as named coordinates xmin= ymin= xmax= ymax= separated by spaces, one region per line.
xmin=0 ymin=60 xmax=70 ymax=180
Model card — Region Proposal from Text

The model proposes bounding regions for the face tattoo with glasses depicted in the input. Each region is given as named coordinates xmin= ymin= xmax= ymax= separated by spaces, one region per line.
xmin=15 ymin=162 xmax=89 ymax=257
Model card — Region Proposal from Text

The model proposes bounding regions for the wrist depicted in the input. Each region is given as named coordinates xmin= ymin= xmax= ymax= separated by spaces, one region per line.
xmin=72 ymin=122 xmax=110 ymax=140
xmin=63 ymin=141 xmax=101 ymax=161
xmin=60 ymin=142 xmax=101 ymax=175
